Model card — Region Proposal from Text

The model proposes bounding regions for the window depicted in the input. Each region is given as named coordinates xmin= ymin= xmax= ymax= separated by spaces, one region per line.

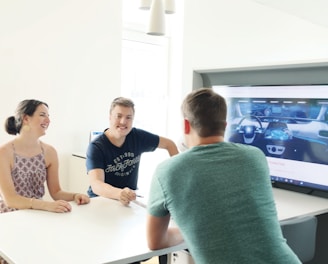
xmin=122 ymin=2 xmax=171 ymax=195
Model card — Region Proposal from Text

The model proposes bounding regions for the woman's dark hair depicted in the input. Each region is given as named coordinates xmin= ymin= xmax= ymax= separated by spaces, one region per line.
xmin=5 ymin=99 xmax=48 ymax=135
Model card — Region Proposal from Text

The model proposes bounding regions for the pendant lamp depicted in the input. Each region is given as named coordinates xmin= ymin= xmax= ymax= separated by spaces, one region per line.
xmin=147 ymin=0 xmax=165 ymax=36
xmin=164 ymin=0 xmax=175 ymax=14
xmin=139 ymin=0 xmax=152 ymax=10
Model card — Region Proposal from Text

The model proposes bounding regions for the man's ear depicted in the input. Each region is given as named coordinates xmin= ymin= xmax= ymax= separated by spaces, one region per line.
xmin=184 ymin=119 xmax=190 ymax=134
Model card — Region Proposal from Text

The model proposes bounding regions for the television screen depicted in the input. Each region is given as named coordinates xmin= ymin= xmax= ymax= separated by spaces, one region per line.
xmin=213 ymin=85 xmax=328 ymax=197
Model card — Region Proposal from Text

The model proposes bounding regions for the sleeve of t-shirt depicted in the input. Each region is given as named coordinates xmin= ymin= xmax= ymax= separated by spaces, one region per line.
xmin=86 ymin=141 xmax=105 ymax=172
xmin=147 ymin=170 xmax=170 ymax=217
xmin=135 ymin=128 xmax=160 ymax=152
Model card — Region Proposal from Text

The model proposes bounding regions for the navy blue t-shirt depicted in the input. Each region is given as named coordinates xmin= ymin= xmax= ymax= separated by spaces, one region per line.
xmin=86 ymin=127 xmax=159 ymax=197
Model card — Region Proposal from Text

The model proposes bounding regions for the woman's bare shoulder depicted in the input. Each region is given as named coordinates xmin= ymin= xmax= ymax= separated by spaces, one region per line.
xmin=0 ymin=140 xmax=14 ymax=154
xmin=0 ymin=141 xmax=15 ymax=166
xmin=40 ymin=141 xmax=58 ymax=156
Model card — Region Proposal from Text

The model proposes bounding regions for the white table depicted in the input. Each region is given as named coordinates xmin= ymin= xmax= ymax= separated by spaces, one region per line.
xmin=131 ymin=188 xmax=328 ymax=221
xmin=0 ymin=197 xmax=186 ymax=264
xmin=273 ymin=187 xmax=328 ymax=220
xmin=1 ymin=189 xmax=328 ymax=264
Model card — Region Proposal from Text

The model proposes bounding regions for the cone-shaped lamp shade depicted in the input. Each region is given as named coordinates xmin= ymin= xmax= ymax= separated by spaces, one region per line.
xmin=147 ymin=0 xmax=165 ymax=36
xmin=164 ymin=0 xmax=175 ymax=14
xmin=139 ymin=0 xmax=152 ymax=10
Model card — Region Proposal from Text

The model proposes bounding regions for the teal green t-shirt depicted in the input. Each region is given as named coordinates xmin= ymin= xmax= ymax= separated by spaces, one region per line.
xmin=148 ymin=142 xmax=301 ymax=264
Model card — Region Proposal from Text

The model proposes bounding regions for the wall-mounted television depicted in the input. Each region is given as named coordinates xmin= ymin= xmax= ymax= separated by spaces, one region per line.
xmin=213 ymin=85 xmax=328 ymax=198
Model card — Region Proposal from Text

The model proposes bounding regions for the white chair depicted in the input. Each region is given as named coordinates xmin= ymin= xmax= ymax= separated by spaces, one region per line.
xmin=280 ymin=215 xmax=317 ymax=263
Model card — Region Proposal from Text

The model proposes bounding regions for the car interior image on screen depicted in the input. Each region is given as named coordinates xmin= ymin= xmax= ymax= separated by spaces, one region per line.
xmin=213 ymin=85 xmax=328 ymax=197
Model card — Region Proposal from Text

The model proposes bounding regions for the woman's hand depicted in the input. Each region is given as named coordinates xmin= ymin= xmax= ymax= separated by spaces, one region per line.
xmin=73 ymin=193 xmax=90 ymax=205
xmin=47 ymin=200 xmax=72 ymax=213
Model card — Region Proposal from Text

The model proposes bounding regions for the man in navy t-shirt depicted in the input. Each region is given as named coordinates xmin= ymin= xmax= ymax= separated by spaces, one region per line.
xmin=86 ymin=97 xmax=179 ymax=206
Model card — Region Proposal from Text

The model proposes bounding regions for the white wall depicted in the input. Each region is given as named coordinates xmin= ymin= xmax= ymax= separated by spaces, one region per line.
xmin=181 ymin=0 xmax=328 ymax=94
xmin=165 ymin=0 xmax=328 ymax=138
xmin=0 ymin=1 xmax=122 ymax=191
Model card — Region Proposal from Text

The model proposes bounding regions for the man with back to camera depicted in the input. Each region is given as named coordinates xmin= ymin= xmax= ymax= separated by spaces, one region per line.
xmin=146 ymin=88 xmax=301 ymax=263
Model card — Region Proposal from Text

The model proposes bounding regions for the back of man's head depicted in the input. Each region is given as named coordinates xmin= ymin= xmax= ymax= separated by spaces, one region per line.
xmin=181 ymin=88 xmax=227 ymax=137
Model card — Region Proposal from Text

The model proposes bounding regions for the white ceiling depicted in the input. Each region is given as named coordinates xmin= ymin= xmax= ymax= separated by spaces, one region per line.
xmin=125 ymin=1 xmax=328 ymax=30
xmin=252 ymin=0 xmax=328 ymax=28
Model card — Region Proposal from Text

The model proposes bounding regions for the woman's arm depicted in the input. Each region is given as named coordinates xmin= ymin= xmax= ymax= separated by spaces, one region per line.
xmin=45 ymin=144 xmax=90 ymax=205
